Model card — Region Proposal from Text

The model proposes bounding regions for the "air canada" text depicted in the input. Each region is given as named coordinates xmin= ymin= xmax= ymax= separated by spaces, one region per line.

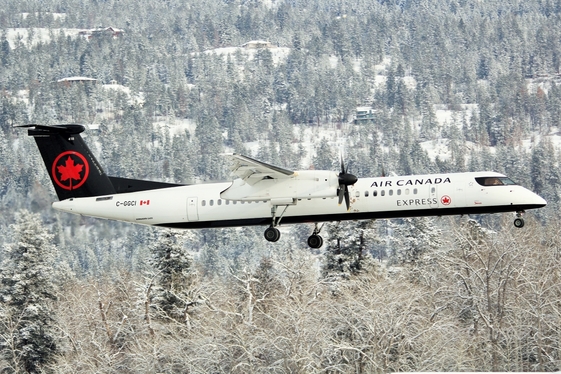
xmin=370 ymin=177 xmax=451 ymax=188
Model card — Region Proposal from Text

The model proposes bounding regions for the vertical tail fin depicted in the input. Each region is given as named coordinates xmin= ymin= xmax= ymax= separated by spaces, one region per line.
xmin=21 ymin=124 xmax=116 ymax=200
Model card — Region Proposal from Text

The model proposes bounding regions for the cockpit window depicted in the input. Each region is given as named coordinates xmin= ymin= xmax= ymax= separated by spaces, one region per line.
xmin=475 ymin=177 xmax=517 ymax=186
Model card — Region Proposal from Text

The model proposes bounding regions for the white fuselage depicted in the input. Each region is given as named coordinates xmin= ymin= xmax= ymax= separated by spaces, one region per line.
xmin=52 ymin=171 xmax=546 ymax=229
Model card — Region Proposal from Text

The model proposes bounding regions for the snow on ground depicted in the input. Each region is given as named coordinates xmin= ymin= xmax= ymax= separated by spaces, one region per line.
xmin=521 ymin=126 xmax=561 ymax=151
xmin=20 ymin=12 xmax=67 ymax=21
xmin=420 ymin=138 xmax=452 ymax=161
xmin=526 ymin=75 xmax=561 ymax=95
xmin=5 ymin=28 xmax=82 ymax=49
xmin=102 ymin=83 xmax=131 ymax=94
xmin=199 ymin=45 xmax=292 ymax=66
xmin=153 ymin=117 xmax=197 ymax=137
xmin=434 ymin=104 xmax=478 ymax=128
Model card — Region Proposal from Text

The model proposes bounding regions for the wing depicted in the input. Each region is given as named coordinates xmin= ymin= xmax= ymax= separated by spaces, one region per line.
xmin=225 ymin=153 xmax=294 ymax=184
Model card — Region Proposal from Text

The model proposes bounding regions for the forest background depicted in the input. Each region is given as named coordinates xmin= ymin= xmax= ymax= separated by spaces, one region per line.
xmin=1 ymin=0 xmax=561 ymax=372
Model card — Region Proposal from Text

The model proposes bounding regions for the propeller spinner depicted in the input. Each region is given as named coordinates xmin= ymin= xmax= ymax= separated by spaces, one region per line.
xmin=337 ymin=157 xmax=358 ymax=210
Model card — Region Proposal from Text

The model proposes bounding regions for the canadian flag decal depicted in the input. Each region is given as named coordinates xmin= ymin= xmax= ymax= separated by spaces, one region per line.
xmin=140 ymin=200 xmax=150 ymax=206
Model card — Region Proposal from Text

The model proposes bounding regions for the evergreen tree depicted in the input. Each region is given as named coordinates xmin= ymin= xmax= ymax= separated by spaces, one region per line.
xmin=0 ymin=210 xmax=59 ymax=373
xmin=312 ymin=137 xmax=336 ymax=170
xmin=389 ymin=217 xmax=442 ymax=266
xmin=322 ymin=220 xmax=378 ymax=282
xmin=148 ymin=230 xmax=198 ymax=324
xmin=195 ymin=112 xmax=225 ymax=181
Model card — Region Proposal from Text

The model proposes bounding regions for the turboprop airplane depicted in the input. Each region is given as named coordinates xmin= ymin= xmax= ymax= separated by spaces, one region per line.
xmin=21 ymin=124 xmax=546 ymax=248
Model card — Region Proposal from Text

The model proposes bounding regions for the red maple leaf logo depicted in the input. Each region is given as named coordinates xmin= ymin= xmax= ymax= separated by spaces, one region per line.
xmin=57 ymin=156 xmax=84 ymax=183
xmin=52 ymin=151 xmax=90 ymax=191
xmin=441 ymin=195 xmax=451 ymax=205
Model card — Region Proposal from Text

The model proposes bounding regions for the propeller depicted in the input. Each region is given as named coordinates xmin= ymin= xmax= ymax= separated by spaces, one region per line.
xmin=337 ymin=156 xmax=358 ymax=211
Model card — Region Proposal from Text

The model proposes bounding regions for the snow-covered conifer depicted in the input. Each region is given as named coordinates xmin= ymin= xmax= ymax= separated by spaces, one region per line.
xmin=148 ymin=230 xmax=198 ymax=324
xmin=321 ymin=220 xmax=378 ymax=282
xmin=389 ymin=217 xmax=442 ymax=266
xmin=0 ymin=210 xmax=59 ymax=373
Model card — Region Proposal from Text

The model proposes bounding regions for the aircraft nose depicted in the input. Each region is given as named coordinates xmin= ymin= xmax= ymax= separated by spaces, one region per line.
xmin=535 ymin=194 xmax=547 ymax=207
xmin=526 ymin=189 xmax=547 ymax=208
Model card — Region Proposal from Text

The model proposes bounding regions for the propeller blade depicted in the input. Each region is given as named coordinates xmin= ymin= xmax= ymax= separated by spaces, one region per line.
xmin=336 ymin=154 xmax=357 ymax=210
xmin=338 ymin=186 xmax=344 ymax=205
xmin=344 ymin=187 xmax=350 ymax=210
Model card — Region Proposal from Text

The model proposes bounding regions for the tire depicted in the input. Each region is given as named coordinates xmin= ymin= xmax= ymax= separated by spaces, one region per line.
xmin=514 ymin=217 xmax=525 ymax=228
xmin=264 ymin=227 xmax=281 ymax=242
xmin=307 ymin=234 xmax=323 ymax=249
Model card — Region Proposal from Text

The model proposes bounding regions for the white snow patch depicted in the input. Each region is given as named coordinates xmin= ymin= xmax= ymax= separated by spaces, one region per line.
xmin=374 ymin=75 xmax=386 ymax=88
xmin=5 ymin=28 xmax=81 ymax=49
xmin=20 ymin=12 xmax=67 ymax=21
xmin=375 ymin=57 xmax=392 ymax=73
xmin=153 ymin=117 xmax=197 ymax=137
xmin=102 ymin=83 xmax=131 ymax=94
xmin=434 ymin=104 xmax=478 ymax=127
xmin=402 ymin=76 xmax=417 ymax=89
xmin=420 ymin=138 xmax=452 ymax=161
xmin=328 ymin=55 xmax=338 ymax=69
xmin=198 ymin=45 xmax=291 ymax=66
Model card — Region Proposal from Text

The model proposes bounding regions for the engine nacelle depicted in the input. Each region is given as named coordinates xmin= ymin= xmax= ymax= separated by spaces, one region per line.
xmin=220 ymin=170 xmax=338 ymax=201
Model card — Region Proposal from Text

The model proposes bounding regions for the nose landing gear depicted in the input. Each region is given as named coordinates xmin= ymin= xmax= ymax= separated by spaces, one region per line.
xmin=513 ymin=211 xmax=525 ymax=228
xmin=264 ymin=204 xmax=290 ymax=242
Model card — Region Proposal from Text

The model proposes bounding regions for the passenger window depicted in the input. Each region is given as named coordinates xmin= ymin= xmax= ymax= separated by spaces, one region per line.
xmin=381 ymin=190 xmax=385 ymax=196
xmin=413 ymin=188 xmax=418 ymax=195
xmin=397 ymin=189 xmax=401 ymax=196
xmin=210 ymin=200 xmax=214 ymax=206
xmin=201 ymin=200 xmax=206 ymax=207
xmin=405 ymin=189 xmax=410 ymax=195
xmin=373 ymin=190 xmax=377 ymax=197
xmin=226 ymin=200 xmax=230 ymax=205
xmin=355 ymin=191 xmax=360 ymax=198
xmin=365 ymin=191 xmax=369 ymax=197
xmin=389 ymin=190 xmax=393 ymax=196
xmin=218 ymin=199 xmax=222 ymax=206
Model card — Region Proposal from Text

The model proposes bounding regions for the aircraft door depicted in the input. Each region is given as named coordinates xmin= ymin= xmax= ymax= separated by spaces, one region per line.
xmin=187 ymin=197 xmax=199 ymax=221
xmin=430 ymin=185 xmax=438 ymax=208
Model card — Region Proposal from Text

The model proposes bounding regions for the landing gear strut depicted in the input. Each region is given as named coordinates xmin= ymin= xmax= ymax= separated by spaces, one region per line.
xmin=514 ymin=211 xmax=525 ymax=228
xmin=307 ymin=223 xmax=324 ymax=249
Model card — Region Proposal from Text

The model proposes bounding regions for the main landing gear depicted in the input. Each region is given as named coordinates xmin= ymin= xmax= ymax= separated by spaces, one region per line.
xmin=513 ymin=211 xmax=525 ymax=228
xmin=263 ymin=204 xmax=324 ymax=249
xmin=307 ymin=223 xmax=324 ymax=249
xmin=265 ymin=223 xmax=324 ymax=249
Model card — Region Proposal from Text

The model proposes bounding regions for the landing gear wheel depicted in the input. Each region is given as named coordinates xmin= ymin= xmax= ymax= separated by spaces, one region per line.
xmin=514 ymin=217 xmax=525 ymax=228
xmin=264 ymin=227 xmax=281 ymax=242
xmin=307 ymin=234 xmax=323 ymax=249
